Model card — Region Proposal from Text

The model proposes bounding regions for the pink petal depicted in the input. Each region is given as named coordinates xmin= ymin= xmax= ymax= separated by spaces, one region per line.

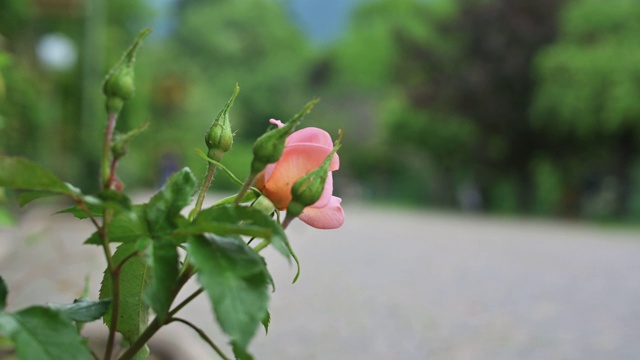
xmin=299 ymin=196 xmax=345 ymax=229
xmin=286 ymin=127 xmax=334 ymax=148
xmin=312 ymin=172 xmax=334 ymax=208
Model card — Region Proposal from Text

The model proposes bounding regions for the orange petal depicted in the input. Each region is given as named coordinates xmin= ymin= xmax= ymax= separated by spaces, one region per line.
xmin=262 ymin=143 xmax=331 ymax=209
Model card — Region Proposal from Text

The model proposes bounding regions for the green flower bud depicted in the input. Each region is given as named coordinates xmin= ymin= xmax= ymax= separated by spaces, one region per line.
xmin=287 ymin=142 xmax=341 ymax=218
xmin=250 ymin=98 xmax=320 ymax=175
xmin=205 ymin=84 xmax=239 ymax=161
xmin=102 ymin=28 xmax=152 ymax=113
xmin=111 ymin=122 xmax=149 ymax=159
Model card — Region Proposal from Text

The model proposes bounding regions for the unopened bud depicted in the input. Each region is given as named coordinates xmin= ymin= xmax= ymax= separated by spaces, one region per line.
xmin=102 ymin=28 xmax=152 ymax=113
xmin=287 ymin=142 xmax=341 ymax=218
xmin=205 ymin=84 xmax=239 ymax=161
xmin=250 ymin=99 xmax=319 ymax=175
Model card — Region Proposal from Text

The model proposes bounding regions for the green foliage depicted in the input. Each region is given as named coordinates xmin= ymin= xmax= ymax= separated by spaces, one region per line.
xmin=145 ymin=168 xmax=197 ymax=235
xmin=84 ymin=206 xmax=147 ymax=245
xmin=531 ymin=0 xmax=640 ymax=136
xmin=192 ymin=205 xmax=300 ymax=280
xmin=0 ymin=157 xmax=75 ymax=195
xmin=333 ymin=0 xmax=458 ymax=89
xmin=142 ymin=237 xmax=179 ymax=322
xmin=0 ymin=307 xmax=90 ymax=360
xmin=47 ymin=298 xmax=112 ymax=323
xmin=189 ymin=234 xmax=270 ymax=359
xmin=0 ymin=277 xmax=6 ymax=311
xmin=532 ymin=158 xmax=564 ymax=215
xmin=100 ymin=243 xmax=151 ymax=358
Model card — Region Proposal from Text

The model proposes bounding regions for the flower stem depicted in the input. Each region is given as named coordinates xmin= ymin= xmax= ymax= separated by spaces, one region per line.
xmin=282 ymin=213 xmax=295 ymax=230
xmin=191 ymin=162 xmax=217 ymax=220
xmin=168 ymin=318 xmax=231 ymax=360
xmin=102 ymin=112 xmax=118 ymax=189
xmin=234 ymin=173 xmax=257 ymax=206
xmin=252 ymin=239 xmax=270 ymax=253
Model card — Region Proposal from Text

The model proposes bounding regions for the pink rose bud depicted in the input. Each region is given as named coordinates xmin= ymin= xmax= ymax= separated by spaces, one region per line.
xmin=255 ymin=124 xmax=344 ymax=229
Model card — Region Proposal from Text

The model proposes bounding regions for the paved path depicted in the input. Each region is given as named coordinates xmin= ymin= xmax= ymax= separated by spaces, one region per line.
xmin=1 ymin=199 xmax=639 ymax=359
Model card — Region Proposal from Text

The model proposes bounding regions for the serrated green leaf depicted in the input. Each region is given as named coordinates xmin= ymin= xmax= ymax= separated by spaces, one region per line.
xmin=146 ymin=168 xmax=197 ymax=235
xmin=175 ymin=222 xmax=272 ymax=239
xmin=0 ymin=277 xmax=7 ymax=311
xmin=0 ymin=307 xmax=90 ymax=360
xmin=47 ymin=298 xmax=112 ymax=322
xmin=261 ymin=311 xmax=270 ymax=335
xmin=194 ymin=205 xmax=301 ymax=282
xmin=189 ymin=235 xmax=270 ymax=356
xmin=84 ymin=206 xmax=148 ymax=245
xmin=57 ymin=196 xmax=103 ymax=219
xmin=16 ymin=192 xmax=60 ymax=207
xmin=233 ymin=343 xmax=255 ymax=360
xmin=0 ymin=157 xmax=74 ymax=195
xmin=142 ymin=237 xmax=179 ymax=321
xmin=194 ymin=205 xmax=287 ymax=257
xmin=100 ymin=243 xmax=150 ymax=356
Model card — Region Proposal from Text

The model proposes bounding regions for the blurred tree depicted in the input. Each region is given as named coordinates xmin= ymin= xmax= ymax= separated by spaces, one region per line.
xmin=531 ymin=0 xmax=640 ymax=217
xmin=327 ymin=0 xmax=564 ymax=209
xmin=118 ymin=0 xmax=314 ymax=189
xmin=167 ymin=0 xmax=312 ymax=139
xmin=0 ymin=0 xmax=153 ymax=191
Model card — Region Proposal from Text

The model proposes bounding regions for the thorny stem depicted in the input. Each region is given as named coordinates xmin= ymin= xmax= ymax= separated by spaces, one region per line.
xmin=101 ymin=111 xmax=120 ymax=359
xmin=168 ymin=318 xmax=231 ymax=360
xmin=108 ymin=157 xmax=120 ymax=190
xmin=102 ymin=112 xmax=118 ymax=189
xmin=192 ymin=162 xmax=218 ymax=220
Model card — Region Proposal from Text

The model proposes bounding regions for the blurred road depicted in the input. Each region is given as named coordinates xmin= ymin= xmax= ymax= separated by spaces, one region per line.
xmin=1 ymin=198 xmax=639 ymax=359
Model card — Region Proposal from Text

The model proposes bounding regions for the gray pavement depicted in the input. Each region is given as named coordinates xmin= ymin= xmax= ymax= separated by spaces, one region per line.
xmin=1 ymin=199 xmax=640 ymax=359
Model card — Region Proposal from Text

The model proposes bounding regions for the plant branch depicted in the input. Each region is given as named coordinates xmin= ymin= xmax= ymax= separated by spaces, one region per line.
xmin=102 ymin=112 xmax=118 ymax=189
xmin=75 ymin=197 xmax=101 ymax=231
xmin=234 ymin=173 xmax=257 ymax=206
xmin=191 ymin=162 xmax=217 ymax=220
xmin=252 ymin=239 xmax=270 ymax=253
xmin=282 ymin=213 xmax=295 ymax=230
xmin=169 ymin=287 xmax=204 ymax=317
xmin=168 ymin=317 xmax=231 ymax=360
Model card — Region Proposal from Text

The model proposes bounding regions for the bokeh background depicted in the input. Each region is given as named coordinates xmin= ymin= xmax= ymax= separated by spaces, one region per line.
xmin=2 ymin=0 xmax=640 ymax=222
xmin=2 ymin=1 xmax=640 ymax=359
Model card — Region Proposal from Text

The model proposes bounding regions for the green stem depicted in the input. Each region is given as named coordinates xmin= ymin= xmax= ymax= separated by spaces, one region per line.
xmin=234 ymin=173 xmax=257 ymax=206
xmin=116 ymin=317 xmax=162 ymax=360
xmin=252 ymin=239 xmax=270 ymax=253
xmin=282 ymin=213 xmax=295 ymax=230
xmin=101 ymin=112 xmax=118 ymax=188
xmin=168 ymin=318 xmax=231 ymax=360
xmin=191 ymin=162 xmax=217 ymax=220
xmin=170 ymin=287 xmax=204 ymax=317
